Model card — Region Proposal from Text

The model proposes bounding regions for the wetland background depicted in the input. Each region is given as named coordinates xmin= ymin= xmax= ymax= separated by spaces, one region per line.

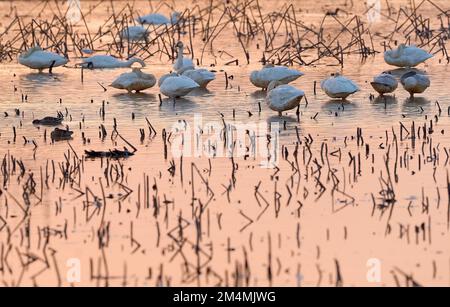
xmin=0 ymin=0 xmax=449 ymax=286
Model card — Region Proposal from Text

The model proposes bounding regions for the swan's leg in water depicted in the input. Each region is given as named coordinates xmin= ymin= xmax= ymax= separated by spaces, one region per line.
xmin=49 ymin=60 xmax=56 ymax=74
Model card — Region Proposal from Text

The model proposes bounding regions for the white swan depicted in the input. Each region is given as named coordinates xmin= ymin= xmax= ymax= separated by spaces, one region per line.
xmin=182 ymin=69 xmax=215 ymax=88
xmin=158 ymin=72 xmax=178 ymax=87
xmin=120 ymin=25 xmax=149 ymax=41
xmin=321 ymin=73 xmax=359 ymax=100
xmin=160 ymin=75 xmax=199 ymax=99
xmin=400 ymin=71 xmax=430 ymax=98
xmin=137 ymin=12 xmax=180 ymax=25
xmin=18 ymin=46 xmax=68 ymax=73
xmin=80 ymin=55 xmax=145 ymax=69
xmin=111 ymin=68 xmax=156 ymax=93
xmin=370 ymin=72 xmax=398 ymax=96
xmin=173 ymin=42 xmax=195 ymax=73
xmin=250 ymin=64 xmax=304 ymax=90
xmin=266 ymin=81 xmax=305 ymax=116
xmin=384 ymin=44 xmax=433 ymax=68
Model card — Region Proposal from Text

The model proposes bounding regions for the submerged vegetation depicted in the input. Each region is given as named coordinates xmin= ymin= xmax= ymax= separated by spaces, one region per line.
xmin=0 ymin=0 xmax=448 ymax=287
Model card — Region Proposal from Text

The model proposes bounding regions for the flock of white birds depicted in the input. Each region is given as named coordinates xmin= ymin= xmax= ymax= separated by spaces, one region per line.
xmin=16 ymin=9 xmax=434 ymax=117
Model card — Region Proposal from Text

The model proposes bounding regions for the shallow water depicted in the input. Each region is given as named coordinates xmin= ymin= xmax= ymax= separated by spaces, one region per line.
xmin=0 ymin=0 xmax=449 ymax=286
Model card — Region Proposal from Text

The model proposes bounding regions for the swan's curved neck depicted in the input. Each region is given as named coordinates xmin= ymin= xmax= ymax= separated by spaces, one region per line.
xmin=127 ymin=58 xmax=137 ymax=66
xmin=127 ymin=58 xmax=144 ymax=67
xmin=176 ymin=45 xmax=184 ymax=67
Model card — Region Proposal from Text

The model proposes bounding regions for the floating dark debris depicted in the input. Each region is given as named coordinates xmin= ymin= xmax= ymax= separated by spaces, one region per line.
xmin=85 ymin=148 xmax=135 ymax=159
xmin=50 ymin=128 xmax=73 ymax=141
xmin=32 ymin=116 xmax=63 ymax=126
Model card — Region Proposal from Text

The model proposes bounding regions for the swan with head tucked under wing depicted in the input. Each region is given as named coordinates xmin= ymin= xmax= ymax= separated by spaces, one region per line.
xmin=400 ymin=71 xmax=430 ymax=98
xmin=137 ymin=12 xmax=181 ymax=25
xmin=173 ymin=42 xmax=195 ymax=74
xmin=19 ymin=46 xmax=68 ymax=73
xmin=159 ymin=74 xmax=199 ymax=99
xmin=384 ymin=44 xmax=433 ymax=68
xmin=182 ymin=69 xmax=215 ymax=88
xmin=266 ymin=81 xmax=305 ymax=116
xmin=120 ymin=25 xmax=149 ymax=41
xmin=111 ymin=68 xmax=156 ymax=93
xmin=250 ymin=64 xmax=304 ymax=90
xmin=371 ymin=72 xmax=398 ymax=96
xmin=80 ymin=55 xmax=146 ymax=69
xmin=158 ymin=72 xmax=179 ymax=87
xmin=321 ymin=73 xmax=359 ymax=100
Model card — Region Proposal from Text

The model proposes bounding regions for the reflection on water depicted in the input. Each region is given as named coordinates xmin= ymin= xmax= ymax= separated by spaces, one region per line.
xmin=372 ymin=95 xmax=398 ymax=105
xmin=401 ymin=97 xmax=432 ymax=114
xmin=112 ymin=92 xmax=156 ymax=103
xmin=321 ymin=100 xmax=360 ymax=115
xmin=159 ymin=97 xmax=199 ymax=112
xmin=0 ymin=0 xmax=449 ymax=287
xmin=250 ymin=90 xmax=267 ymax=100
xmin=266 ymin=114 xmax=299 ymax=125
xmin=189 ymin=88 xmax=214 ymax=97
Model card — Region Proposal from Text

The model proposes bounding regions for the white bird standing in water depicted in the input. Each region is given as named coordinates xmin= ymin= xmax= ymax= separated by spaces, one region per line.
xmin=159 ymin=74 xmax=199 ymax=99
xmin=137 ymin=12 xmax=181 ymax=25
xmin=384 ymin=44 xmax=433 ymax=68
xmin=80 ymin=55 xmax=146 ymax=69
xmin=266 ymin=81 xmax=305 ymax=116
xmin=18 ymin=46 xmax=68 ymax=73
xmin=111 ymin=68 xmax=156 ymax=93
xmin=400 ymin=71 xmax=430 ymax=98
xmin=250 ymin=64 xmax=303 ymax=90
xmin=158 ymin=72 xmax=178 ymax=87
xmin=173 ymin=42 xmax=195 ymax=73
xmin=321 ymin=73 xmax=359 ymax=100
xmin=120 ymin=25 xmax=149 ymax=41
xmin=182 ymin=69 xmax=215 ymax=88
xmin=370 ymin=72 xmax=398 ymax=96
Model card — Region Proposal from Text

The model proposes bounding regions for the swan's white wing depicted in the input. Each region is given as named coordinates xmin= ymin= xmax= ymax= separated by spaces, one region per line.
xmin=182 ymin=69 xmax=215 ymax=83
xmin=138 ymin=13 xmax=170 ymax=25
xmin=82 ymin=55 xmax=120 ymax=68
xmin=169 ymin=76 xmax=199 ymax=91
xmin=160 ymin=76 xmax=199 ymax=96
xmin=417 ymin=74 xmax=430 ymax=87
xmin=373 ymin=74 xmax=397 ymax=87
xmin=404 ymin=46 xmax=433 ymax=66
xmin=259 ymin=66 xmax=303 ymax=84
xmin=158 ymin=73 xmax=178 ymax=87
xmin=322 ymin=76 xmax=359 ymax=95
xmin=268 ymin=85 xmax=302 ymax=100
xmin=403 ymin=77 xmax=418 ymax=89
xmin=121 ymin=26 xmax=148 ymax=40
xmin=20 ymin=51 xmax=67 ymax=68
xmin=111 ymin=72 xmax=138 ymax=88
xmin=267 ymin=85 xmax=304 ymax=111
